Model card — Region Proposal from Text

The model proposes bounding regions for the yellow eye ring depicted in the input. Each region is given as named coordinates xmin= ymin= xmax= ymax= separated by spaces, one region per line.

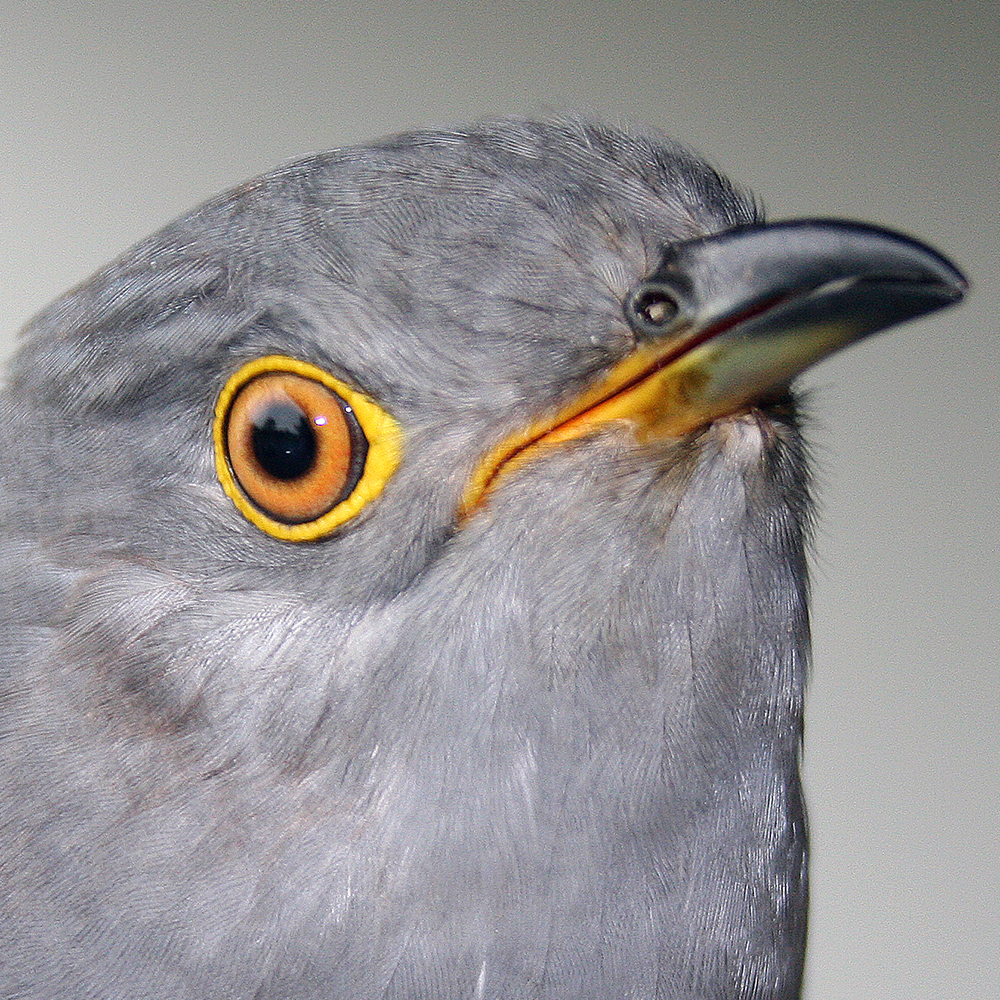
xmin=214 ymin=356 xmax=402 ymax=541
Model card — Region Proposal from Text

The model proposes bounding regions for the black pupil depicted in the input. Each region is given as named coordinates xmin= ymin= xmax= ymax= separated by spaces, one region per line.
xmin=251 ymin=402 xmax=317 ymax=480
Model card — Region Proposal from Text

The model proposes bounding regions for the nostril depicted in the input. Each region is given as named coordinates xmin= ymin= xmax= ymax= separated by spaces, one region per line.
xmin=625 ymin=283 xmax=680 ymax=337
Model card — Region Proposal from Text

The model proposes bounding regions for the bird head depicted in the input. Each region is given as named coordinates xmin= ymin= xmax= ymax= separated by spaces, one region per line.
xmin=0 ymin=120 xmax=964 ymax=998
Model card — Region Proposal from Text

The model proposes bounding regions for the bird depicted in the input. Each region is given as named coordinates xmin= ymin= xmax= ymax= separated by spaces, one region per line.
xmin=0 ymin=119 xmax=964 ymax=1000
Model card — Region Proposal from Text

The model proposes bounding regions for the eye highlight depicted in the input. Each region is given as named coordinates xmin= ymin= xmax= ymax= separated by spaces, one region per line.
xmin=214 ymin=356 xmax=401 ymax=541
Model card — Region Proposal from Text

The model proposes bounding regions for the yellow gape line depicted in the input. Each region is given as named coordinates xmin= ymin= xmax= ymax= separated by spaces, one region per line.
xmin=214 ymin=355 xmax=402 ymax=542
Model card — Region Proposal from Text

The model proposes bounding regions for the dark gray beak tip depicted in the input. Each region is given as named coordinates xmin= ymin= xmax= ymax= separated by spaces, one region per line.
xmin=812 ymin=219 xmax=968 ymax=333
xmin=776 ymin=216 xmax=968 ymax=309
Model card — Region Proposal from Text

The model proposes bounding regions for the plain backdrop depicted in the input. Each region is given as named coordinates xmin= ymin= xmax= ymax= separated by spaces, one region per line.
xmin=2 ymin=2 xmax=997 ymax=996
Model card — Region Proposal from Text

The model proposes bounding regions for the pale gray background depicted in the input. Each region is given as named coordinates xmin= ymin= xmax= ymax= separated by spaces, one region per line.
xmin=2 ymin=2 xmax=996 ymax=996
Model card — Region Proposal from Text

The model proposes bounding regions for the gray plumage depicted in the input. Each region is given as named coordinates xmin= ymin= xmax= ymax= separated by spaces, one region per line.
xmin=0 ymin=120 xmax=962 ymax=999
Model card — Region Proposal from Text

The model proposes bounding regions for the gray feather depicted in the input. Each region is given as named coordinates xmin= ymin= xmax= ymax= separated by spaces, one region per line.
xmin=1 ymin=120 xmax=815 ymax=999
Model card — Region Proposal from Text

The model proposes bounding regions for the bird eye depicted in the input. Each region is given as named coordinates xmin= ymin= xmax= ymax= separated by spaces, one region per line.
xmin=625 ymin=282 xmax=680 ymax=335
xmin=214 ymin=356 xmax=402 ymax=541
xmin=226 ymin=373 xmax=362 ymax=523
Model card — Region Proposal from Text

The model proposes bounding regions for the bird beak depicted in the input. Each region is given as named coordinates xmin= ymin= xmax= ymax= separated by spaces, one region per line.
xmin=460 ymin=219 xmax=966 ymax=518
